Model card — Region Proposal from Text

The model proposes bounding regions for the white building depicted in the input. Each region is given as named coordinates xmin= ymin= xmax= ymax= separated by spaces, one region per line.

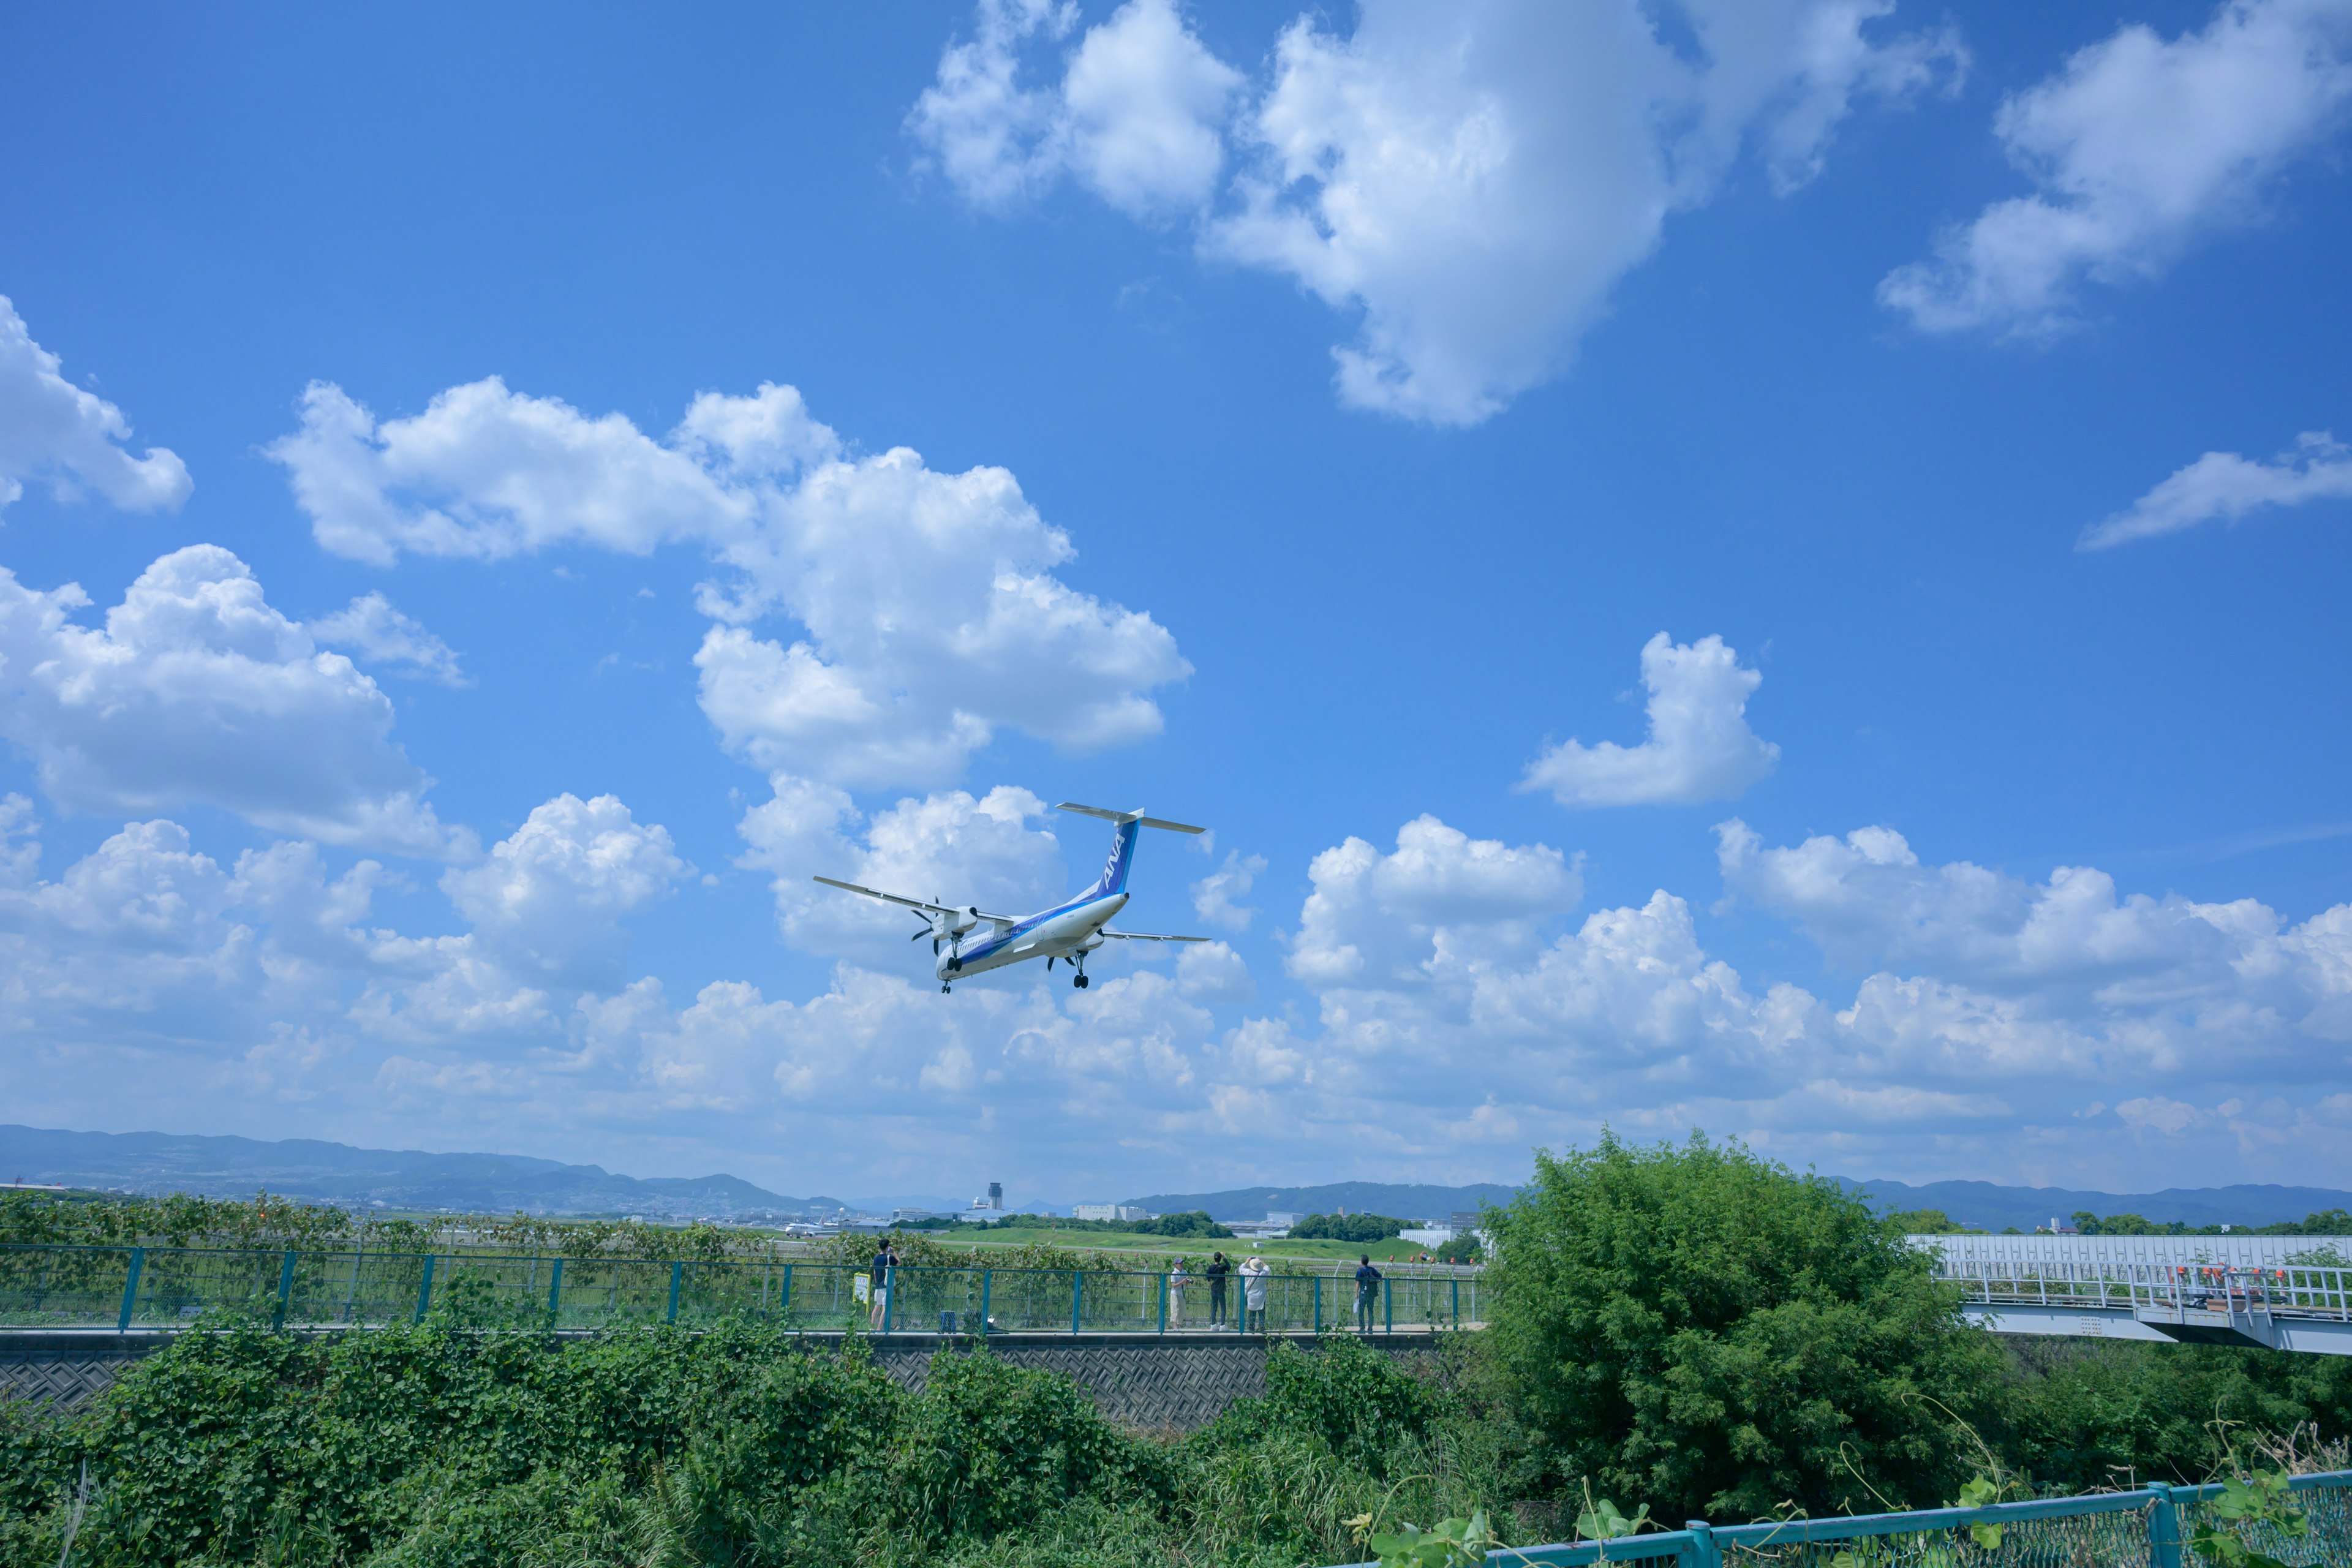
xmin=1074 ymin=1204 xmax=1148 ymax=1222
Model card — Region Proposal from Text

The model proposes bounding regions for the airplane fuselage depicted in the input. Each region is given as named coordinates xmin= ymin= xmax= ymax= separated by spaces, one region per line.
xmin=937 ymin=891 xmax=1127 ymax=979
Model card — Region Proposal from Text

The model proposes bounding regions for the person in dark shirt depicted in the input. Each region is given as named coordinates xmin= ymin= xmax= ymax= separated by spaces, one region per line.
xmin=1204 ymin=1252 xmax=1231 ymax=1329
xmin=1354 ymin=1255 xmax=1382 ymax=1332
xmin=868 ymin=1240 xmax=895 ymax=1330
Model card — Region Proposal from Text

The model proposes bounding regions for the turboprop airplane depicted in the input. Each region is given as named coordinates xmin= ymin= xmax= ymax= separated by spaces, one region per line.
xmin=813 ymin=804 xmax=1208 ymax=993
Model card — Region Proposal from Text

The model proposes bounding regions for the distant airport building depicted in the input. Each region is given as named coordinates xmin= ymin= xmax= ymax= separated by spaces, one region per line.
xmin=1225 ymin=1212 xmax=1295 ymax=1238
xmin=1074 ymin=1204 xmax=1148 ymax=1222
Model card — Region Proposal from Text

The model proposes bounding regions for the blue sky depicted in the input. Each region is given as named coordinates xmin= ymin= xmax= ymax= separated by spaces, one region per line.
xmin=3 ymin=0 xmax=2350 ymax=1204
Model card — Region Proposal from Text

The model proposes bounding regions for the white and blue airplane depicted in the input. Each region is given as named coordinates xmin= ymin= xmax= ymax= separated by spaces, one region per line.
xmin=814 ymin=804 xmax=1209 ymax=993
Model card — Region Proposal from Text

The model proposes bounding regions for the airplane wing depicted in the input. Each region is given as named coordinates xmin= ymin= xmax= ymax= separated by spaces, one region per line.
xmin=811 ymin=876 xmax=1017 ymax=925
xmin=1098 ymin=928 xmax=1210 ymax=943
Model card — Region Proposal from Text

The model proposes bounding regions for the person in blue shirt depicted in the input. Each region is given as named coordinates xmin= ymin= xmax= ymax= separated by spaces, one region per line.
xmin=1354 ymin=1255 xmax=1381 ymax=1332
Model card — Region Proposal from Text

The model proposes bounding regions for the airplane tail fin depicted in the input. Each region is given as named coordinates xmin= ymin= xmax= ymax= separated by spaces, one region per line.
xmin=1057 ymin=803 xmax=1205 ymax=899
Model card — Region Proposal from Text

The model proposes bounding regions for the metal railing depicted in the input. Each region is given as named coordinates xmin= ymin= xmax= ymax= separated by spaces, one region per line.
xmin=1341 ymin=1472 xmax=2352 ymax=1568
xmin=0 ymin=1245 xmax=1484 ymax=1335
xmin=1928 ymin=1255 xmax=2352 ymax=1321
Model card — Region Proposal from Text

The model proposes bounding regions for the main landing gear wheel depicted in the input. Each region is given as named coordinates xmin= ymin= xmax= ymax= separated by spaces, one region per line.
xmin=941 ymin=983 xmax=951 ymax=993
xmin=1072 ymin=972 xmax=1090 ymax=989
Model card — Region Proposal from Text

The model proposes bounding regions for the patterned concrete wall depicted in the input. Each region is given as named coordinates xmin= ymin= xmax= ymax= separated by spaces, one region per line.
xmin=0 ymin=1329 xmax=1447 ymax=1431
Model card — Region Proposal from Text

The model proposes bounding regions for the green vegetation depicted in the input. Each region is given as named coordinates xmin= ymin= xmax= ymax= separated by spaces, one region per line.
xmin=1289 ymin=1213 xmax=1406 ymax=1243
xmin=8 ymin=1134 xmax=2352 ymax=1567
xmin=0 ymin=1188 xmax=767 ymax=1263
xmin=0 ymin=1314 xmax=1507 ymax=1568
xmin=1487 ymin=1132 xmax=2013 ymax=1520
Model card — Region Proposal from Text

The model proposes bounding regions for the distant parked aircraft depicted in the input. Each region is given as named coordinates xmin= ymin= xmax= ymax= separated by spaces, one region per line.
xmin=814 ymin=804 xmax=1208 ymax=993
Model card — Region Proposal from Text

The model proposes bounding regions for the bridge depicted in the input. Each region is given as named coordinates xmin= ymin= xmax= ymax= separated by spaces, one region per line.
xmin=1915 ymin=1233 xmax=2352 ymax=1356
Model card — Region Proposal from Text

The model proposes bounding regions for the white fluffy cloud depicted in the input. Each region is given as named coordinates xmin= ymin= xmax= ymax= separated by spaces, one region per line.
xmin=1190 ymin=848 xmax=1264 ymax=932
xmin=0 ymin=295 xmax=191 ymax=515
xmin=442 ymin=794 xmax=688 ymax=989
xmin=306 ymin=592 xmax=467 ymax=685
xmin=270 ymin=378 xmax=1187 ymax=791
xmin=736 ymin=777 xmax=1068 ymax=965
xmin=1881 ymin=0 xmax=2352 ymax=336
xmin=911 ymin=0 xmax=1243 ymax=220
xmin=2082 ymin=431 xmax=2352 ymax=549
xmin=1713 ymin=818 xmax=2349 ymax=1036
xmin=0 ymin=546 xmax=464 ymax=856
xmin=913 ymin=0 xmax=1961 ymax=424
xmin=1520 ymin=633 xmax=1779 ymax=808
xmin=1289 ymin=814 xmax=1579 ymax=987
xmin=1208 ymin=809 xmax=2352 ymax=1178
xmin=7 ymin=793 xmax=2352 ymax=1186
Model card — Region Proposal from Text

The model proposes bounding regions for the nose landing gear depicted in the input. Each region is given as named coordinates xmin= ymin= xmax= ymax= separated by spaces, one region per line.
xmin=941 ymin=982 xmax=951 ymax=993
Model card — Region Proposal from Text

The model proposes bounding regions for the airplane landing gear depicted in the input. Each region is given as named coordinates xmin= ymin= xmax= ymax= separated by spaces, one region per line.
xmin=941 ymin=982 xmax=952 ymax=993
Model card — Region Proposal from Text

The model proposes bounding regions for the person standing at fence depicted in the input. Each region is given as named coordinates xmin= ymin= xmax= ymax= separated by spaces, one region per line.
xmin=1167 ymin=1258 xmax=1189 ymax=1329
xmin=1242 ymin=1254 xmax=1270 ymax=1333
xmin=869 ymin=1240 xmax=895 ymax=1330
xmin=1205 ymin=1251 xmax=1230 ymax=1329
xmin=1354 ymin=1254 xmax=1381 ymax=1332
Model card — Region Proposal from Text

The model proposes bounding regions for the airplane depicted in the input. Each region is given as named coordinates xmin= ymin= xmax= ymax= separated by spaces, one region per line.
xmin=813 ymin=803 xmax=1209 ymax=993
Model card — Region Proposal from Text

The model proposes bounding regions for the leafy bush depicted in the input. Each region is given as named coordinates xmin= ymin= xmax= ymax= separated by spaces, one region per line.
xmin=1130 ymin=1210 xmax=1232 ymax=1238
xmin=1290 ymin=1213 xmax=1405 ymax=1243
xmin=1486 ymin=1131 xmax=2009 ymax=1521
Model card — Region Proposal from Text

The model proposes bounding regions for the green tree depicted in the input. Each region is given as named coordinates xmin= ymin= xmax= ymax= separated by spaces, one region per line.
xmin=1485 ymin=1131 xmax=2008 ymax=1522
xmin=1292 ymin=1212 xmax=1407 ymax=1243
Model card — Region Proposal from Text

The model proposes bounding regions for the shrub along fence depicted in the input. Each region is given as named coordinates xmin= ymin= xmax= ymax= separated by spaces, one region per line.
xmin=1357 ymin=1471 xmax=2352 ymax=1568
xmin=0 ymin=1245 xmax=1483 ymax=1334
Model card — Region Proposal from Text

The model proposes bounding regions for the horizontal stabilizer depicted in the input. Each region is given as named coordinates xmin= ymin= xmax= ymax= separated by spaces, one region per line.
xmin=1098 ymin=929 xmax=1210 ymax=943
xmin=1055 ymin=802 xmax=1206 ymax=834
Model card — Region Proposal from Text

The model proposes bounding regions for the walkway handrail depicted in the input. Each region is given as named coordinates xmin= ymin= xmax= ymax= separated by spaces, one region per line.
xmin=0 ymin=1244 xmax=1485 ymax=1337
xmin=1333 ymin=1469 xmax=2352 ymax=1568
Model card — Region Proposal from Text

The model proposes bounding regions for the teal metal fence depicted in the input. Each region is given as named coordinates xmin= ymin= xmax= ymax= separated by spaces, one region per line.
xmin=1351 ymin=1472 xmax=2352 ymax=1568
xmin=0 ymin=1245 xmax=1483 ymax=1335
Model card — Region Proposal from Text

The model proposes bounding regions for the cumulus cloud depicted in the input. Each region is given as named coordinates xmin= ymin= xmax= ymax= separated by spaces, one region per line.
xmin=442 ymin=794 xmax=688 ymax=989
xmin=735 ymin=777 xmax=1067 ymax=965
xmin=911 ymin=0 xmax=1962 ymax=424
xmin=0 ymin=546 xmax=465 ymax=856
xmin=1881 ymin=0 xmax=2352 ymax=336
xmin=307 ymin=592 xmax=468 ymax=685
xmin=0 ymin=295 xmax=191 ymax=515
xmin=911 ymin=0 xmax=1243 ymax=220
xmin=1190 ymin=848 xmax=1264 ymax=931
xmin=1289 ymin=814 xmax=1579 ymax=987
xmin=270 ymin=378 xmax=1187 ymax=791
xmin=2081 ymin=431 xmax=2352 ymax=549
xmin=1520 ymin=633 xmax=1778 ymax=808
xmin=7 ymin=796 xmax=2352 ymax=1186
xmin=1715 ymin=817 xmax=2352 ymax=1055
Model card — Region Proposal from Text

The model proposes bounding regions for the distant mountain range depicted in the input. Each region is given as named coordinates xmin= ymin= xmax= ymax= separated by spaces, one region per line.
xmin=6 ymin=1125 xmax=2345 ymax=1232
xmin=1831 ymin=1177 xmax=2352 ymax=1232
xmin=0 ymin=1125 xmax=855 ymax=1219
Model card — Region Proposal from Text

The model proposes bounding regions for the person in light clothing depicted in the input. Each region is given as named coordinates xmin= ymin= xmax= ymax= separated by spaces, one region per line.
xmin=1241 ymin=1254 xmax=1271 ymax=1334
xmin=1167 ymin=1259 xmax=1189 ymax=1329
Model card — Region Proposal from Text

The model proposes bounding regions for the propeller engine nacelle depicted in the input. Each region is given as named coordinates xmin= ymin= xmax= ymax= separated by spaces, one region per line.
xmin=916 ymin=906 xmax=984 ymax=968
